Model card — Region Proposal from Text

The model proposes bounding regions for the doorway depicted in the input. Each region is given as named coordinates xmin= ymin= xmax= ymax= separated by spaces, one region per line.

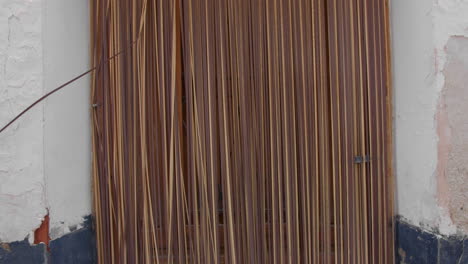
xmin=90 ymin=0 xmax=394 ymax=263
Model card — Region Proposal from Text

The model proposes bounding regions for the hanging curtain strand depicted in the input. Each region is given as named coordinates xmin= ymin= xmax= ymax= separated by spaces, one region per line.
xmin=90 ymin=0 xmax=393 ymax=263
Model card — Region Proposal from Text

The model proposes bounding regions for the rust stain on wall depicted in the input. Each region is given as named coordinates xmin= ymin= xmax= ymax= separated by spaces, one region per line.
xmin=0 ymin=243 xmax=11 ymax=252
xmin=33 ymin=214 xmax=49 ymax=248
xmin=438 ymin=36 xmax=468 ymax=232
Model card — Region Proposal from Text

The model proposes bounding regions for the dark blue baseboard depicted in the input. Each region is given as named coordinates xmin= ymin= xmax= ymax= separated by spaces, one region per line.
xmin=395 ymin=217 xmax=468 ymax=264
xmin=49 ymin=215 xmax=96 ymax=264
xmin=0 ymin=239 xmax=46 ymax=264
xmin=4 ymin=215 xmax=468 ymax=264
xmin=0 ymin=215 xmax=96 ymax=264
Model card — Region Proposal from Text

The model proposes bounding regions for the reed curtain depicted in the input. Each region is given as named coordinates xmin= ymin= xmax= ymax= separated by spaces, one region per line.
xmin=90 ymin=0 xmax=393 ymax=263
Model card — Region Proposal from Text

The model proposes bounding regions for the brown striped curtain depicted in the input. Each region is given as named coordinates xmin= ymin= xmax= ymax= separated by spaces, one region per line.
xmin=90 ymin=0 xmax=394 ymax=263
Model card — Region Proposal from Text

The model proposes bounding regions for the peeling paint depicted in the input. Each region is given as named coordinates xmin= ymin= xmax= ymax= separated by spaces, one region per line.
xmin=33 ymin=214 xmax=49 ymax=247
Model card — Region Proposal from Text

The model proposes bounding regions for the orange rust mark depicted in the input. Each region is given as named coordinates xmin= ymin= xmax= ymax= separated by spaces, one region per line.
xmin=34 ymin=214 xmax=50 ymax=248
xmin=0 ymin=243 xmax=11 ymax=252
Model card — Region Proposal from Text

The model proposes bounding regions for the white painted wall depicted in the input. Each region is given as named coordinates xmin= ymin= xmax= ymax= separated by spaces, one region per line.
xmin=43 ymin=0 xmax=92 ymax=239
xmin=391 ymin=0 xmax=440 ymax=229
xmin=392 ymin=0 xmax=468 ymax=235
xmin=0 ymin=0 xmax=47 ymax=242
xmin=0 ymin=0 xmax=91 ymax=243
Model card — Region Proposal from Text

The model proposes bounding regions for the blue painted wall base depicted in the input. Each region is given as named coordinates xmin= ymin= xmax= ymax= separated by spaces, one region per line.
xmin=4 ymin=215 xmax=468 ymax=263
xmin=49 ymin=215 xmax=96 ymax=264
xmin=0 ymin=239 xmax=46 ymax=264
xmin=396 ymin=217 xmax=468 ymax=264
xmin=0 ymin=215 xmax=96 ymax=264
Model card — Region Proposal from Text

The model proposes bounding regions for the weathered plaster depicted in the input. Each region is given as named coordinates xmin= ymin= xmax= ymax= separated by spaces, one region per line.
xmin=440 ymin=36 xmax=468 ymax=233
xmin=433 ymin=1 xmax=468 ymax=235
xmin=393 ymin=0 xmax=468 ymax=236
xmin=0 ymin=0 xmax=47 ymax=242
